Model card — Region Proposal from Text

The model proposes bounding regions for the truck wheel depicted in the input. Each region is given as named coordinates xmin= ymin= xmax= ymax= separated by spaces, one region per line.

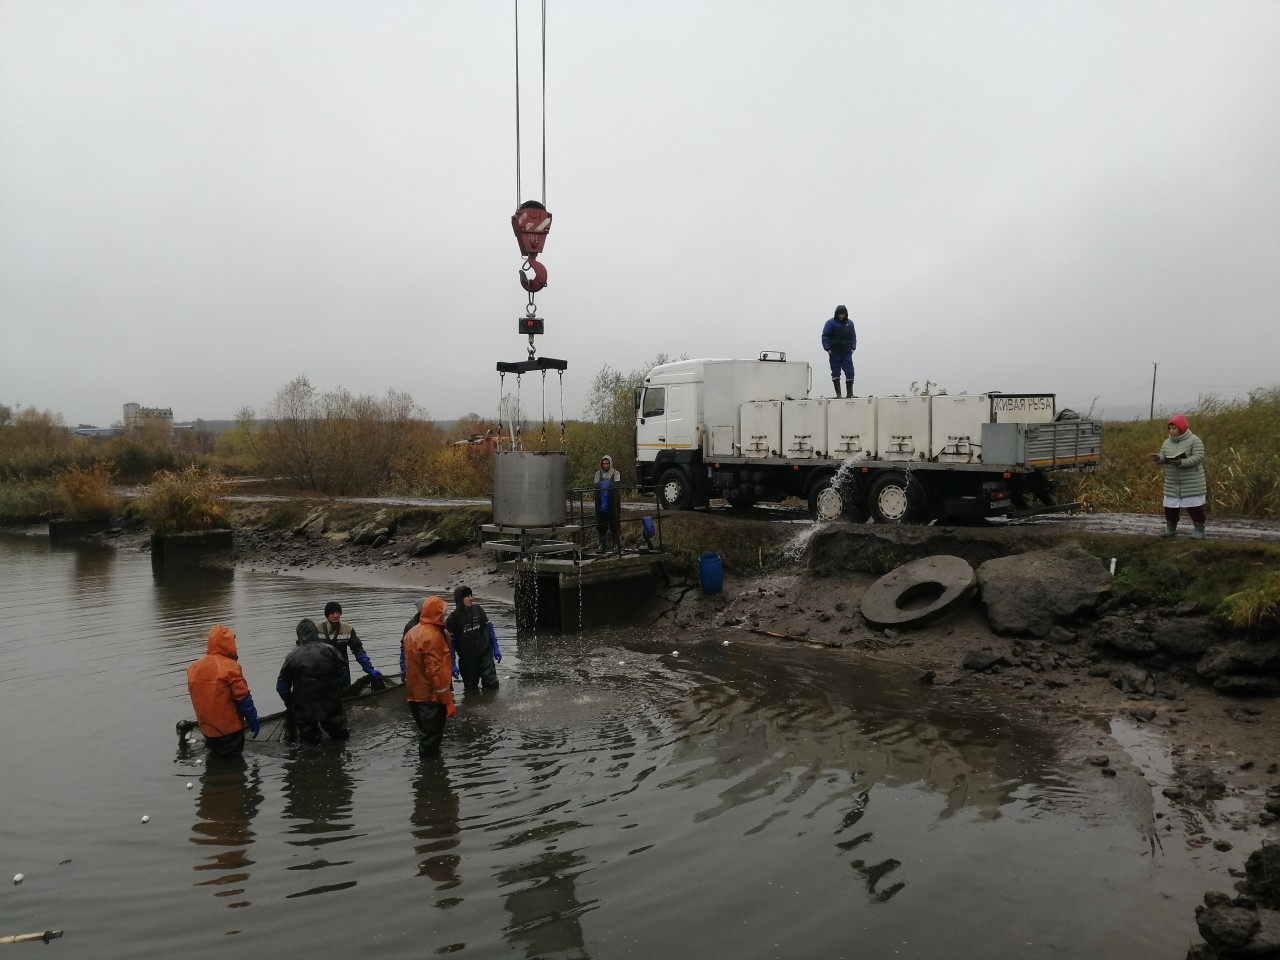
xmin=868 ymin=471 xmax=928 ymax=524
xmin=657 ymin=468 xmax=692 ymax=510
xmin=807 ymin=475 xmax=845 ymax=521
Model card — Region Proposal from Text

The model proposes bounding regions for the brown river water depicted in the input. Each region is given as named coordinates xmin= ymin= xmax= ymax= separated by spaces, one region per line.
xmin=0 ymin=532 xmax=1251 ymax=958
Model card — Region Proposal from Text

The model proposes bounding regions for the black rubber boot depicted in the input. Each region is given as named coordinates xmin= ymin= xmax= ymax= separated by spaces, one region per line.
xmin=845 ymin=379 xmax=854 ymax=397
xmin=832 ymin=379 xmax=841 ymax=398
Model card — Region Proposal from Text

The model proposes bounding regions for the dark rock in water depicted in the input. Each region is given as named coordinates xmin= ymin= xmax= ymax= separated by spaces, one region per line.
xmin=1224 ymin=705 xmax=1264 ymax=723
xmin=1174 ymin=600 xmax=1202 ymax=617
xmin=1194 ymin=903 xmax=1261 ymax=951
xmin=1245 ymin=845 xmax=1280 ymax=902
xmin=976 ymin=545 xmax=1111 ymax=638
xmin=920 ymin=670 xmax=961 ymax=686
xmin=961 ymin=650 xmax=1009 ymax=673
xmin=1086 ymin=755 xmax=1110 ymax=767
xmin=1127 ymin=706 xmax=1158 ymax=722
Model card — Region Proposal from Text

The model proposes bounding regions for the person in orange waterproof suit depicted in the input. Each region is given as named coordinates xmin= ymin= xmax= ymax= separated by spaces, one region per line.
xmin=403 ymin=596 xmax=456 ymax=756
xmin=186 ymin=625 xmax=261 ymax=756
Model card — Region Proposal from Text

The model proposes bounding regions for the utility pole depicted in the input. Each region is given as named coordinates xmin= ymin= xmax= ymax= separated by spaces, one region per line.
xmin=1149 ymin=362 xmax=1158 ymax=419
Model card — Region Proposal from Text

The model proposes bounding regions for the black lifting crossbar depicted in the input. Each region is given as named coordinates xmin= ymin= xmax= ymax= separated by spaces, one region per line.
xmin=496 ymin=357 xmax=569 ymax=374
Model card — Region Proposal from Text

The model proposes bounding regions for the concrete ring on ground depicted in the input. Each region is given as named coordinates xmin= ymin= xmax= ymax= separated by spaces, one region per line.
xmin=860 ymin=555 xmax=977 ymax=629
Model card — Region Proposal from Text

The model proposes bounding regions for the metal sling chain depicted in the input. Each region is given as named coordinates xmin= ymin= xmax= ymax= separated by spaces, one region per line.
xmin=539 ymin=369 xmax=549 ymax=451
xmin=558 ymin=369 xmax=566 ymax=451
xmin=513 ymin=373 xmax=524 ymax=451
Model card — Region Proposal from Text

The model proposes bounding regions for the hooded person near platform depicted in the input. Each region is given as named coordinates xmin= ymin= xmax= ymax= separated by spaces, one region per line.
xmin=593 ymin=454 xmax=623 ymax=552
xmin=820 ymin=304 xmax=857 ymax=398
xmin=445 ymin=585 xmax=501 ymax=691
xmin=186 ymin=624 xmax=261 ymax=756
xmin=319 ymin=601 xmax=382 ymax=688
xmin=277 ymin=618 xmax=350 ymax=741
xmin=1147 ymin=414 xmax=1208 ymax=539
xmin=403 ymin=595 xmax=456 ymax=755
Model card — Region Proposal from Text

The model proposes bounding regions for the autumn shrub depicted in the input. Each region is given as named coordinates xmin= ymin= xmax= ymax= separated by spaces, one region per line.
xmin=55 ymin=462 xmax=119 ymax=520
xmin=139 ymin=465 xmax=228 ymax=534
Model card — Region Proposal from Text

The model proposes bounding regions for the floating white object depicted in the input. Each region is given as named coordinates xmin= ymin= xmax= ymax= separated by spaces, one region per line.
xmin=186 ymin=782 xmax=193 ymax=789
xmin=722 ymin=640 xmax=730 ymax=646
xmin=13 ymin=874 xmax=23 ymax=884
xmin=671 ymin=650 xmax=678 ymax=656
xmin=140 ymin=816 xmax=150 ymax=824
xmin=1109 ymin=557 xmax=1117 ymax=575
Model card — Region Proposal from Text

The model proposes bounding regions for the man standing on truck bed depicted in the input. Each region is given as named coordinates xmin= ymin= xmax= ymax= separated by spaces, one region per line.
xmin=821 ymin=304 xmax=857 ymax=398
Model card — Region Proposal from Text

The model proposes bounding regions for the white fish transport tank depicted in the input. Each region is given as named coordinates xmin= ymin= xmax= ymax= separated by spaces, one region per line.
xmin=493 ymin=451 xmax=567 ymax=527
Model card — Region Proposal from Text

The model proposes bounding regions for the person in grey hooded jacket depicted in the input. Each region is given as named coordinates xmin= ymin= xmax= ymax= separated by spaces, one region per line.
xmin=593 ymin=454 xmax=623 ymax=552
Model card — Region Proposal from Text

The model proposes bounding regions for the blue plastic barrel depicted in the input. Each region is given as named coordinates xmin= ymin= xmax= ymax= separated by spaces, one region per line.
xmin=698 ymin=551 xmax=724 ymax=595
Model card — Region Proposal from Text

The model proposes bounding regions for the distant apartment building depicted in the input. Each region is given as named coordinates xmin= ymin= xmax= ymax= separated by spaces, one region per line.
xmin=123 ymin=402 xmax=174 ymax=437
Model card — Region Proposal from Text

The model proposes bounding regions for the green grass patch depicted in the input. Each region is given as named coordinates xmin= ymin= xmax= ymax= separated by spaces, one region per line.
xmin=0 ymin=479 xmax=58 ymax=524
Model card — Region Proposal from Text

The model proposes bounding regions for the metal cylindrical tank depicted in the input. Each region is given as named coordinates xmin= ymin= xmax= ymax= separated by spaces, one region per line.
xmin=493 ymin=451 xmax=567 ymax=527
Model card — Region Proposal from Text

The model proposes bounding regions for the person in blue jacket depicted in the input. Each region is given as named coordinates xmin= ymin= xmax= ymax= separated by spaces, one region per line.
xmin=820 ymin=304 xmax=857 ymax=398
xmin=444 ymin=585 xmax=502 ymax=691
xmin=319 ymin=600 xmax=383 ymax=688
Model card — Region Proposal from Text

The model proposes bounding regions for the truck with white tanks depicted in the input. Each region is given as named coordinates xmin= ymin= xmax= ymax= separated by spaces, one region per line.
xmin=634 ymin=352 xmax=1102 ymax=523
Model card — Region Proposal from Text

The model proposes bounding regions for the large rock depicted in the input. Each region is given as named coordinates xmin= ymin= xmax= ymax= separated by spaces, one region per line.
xmin=294 ymin=508 xmax=327 ymax=539
xmin=402 ymin=532 xmax=442 ymax=558
xmin=1196 ymin=640 xmax=1280 ymax=682
xmin=1091 ymin=616 xmax=1159 ymax=656
xmin=1154 ymin=619 xmax=1218 ymax=658
xmin=977 ymin=545 xmax=1111 ymax=637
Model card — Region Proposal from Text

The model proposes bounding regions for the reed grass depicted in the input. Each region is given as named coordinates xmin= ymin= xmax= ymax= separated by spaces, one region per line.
xmin=1068 ymin=387 xmax=1280 ymax=518
xmin=55 ymin=462 xmax=119 ymax=520
xmin=139 ymin=465 xmax=228 ymax=534
xmin=1219 ymin=570 xmax=1280 ymax=629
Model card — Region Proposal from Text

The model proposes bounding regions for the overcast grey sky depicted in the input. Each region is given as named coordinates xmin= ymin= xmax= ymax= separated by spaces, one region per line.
xmin=3 ymin=0 xmax=1278 ymax=428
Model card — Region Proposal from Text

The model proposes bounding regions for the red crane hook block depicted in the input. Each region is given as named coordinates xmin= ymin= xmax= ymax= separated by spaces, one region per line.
xmin=512 ymin=200 xmax=552 ymax=257
xmin=519 ymin=257 xmax=548 ymax=292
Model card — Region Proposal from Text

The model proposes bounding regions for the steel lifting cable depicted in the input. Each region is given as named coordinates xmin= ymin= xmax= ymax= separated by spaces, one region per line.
xmin=541 ymin=0 xmax=547 ymax=205
xmin=514 ymin=0 xmax=521 ymax=207
xmin=514 ymin=0 xmax=548 ymax=206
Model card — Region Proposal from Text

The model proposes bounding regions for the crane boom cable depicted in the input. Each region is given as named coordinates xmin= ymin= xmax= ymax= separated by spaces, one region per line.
xmin=514 ymin=0 xmax=522 ymax=206
xmin=541 ymin=0 xmax=547 ymax=204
